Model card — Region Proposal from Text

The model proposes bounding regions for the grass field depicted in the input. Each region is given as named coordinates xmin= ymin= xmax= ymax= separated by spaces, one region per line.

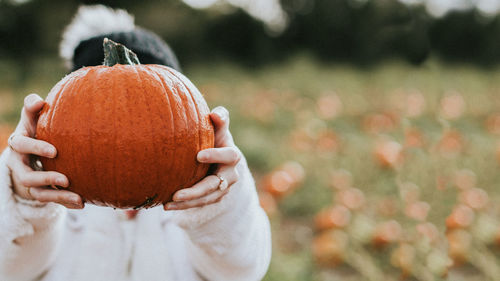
xmin=3 ymin=55 xmax=500 ymax=280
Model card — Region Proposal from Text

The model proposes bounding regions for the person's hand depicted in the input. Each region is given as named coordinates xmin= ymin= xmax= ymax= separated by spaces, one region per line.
xmin=6 ymin=94 xmax=84 ymax=209
xmin=164 ymin=106 xmax=241 ymax=210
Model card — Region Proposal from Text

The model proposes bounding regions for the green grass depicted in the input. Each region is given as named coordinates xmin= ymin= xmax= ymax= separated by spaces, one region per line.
xmin=3 ymin=55 xmax=500 ymax=280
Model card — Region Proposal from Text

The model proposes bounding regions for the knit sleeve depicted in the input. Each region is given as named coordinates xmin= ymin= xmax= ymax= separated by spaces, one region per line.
xmin=0 ymin=149 xmax=67 ymax=281
xmin=170 ymin=157 xmax=272 ymax=281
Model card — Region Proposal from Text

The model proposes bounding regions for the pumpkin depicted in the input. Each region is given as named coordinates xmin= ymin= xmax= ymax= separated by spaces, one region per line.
xmin=36 ymin=39 xmax=214 ymax=209
xmin=0 ymin=124 xmax=14 ymax=150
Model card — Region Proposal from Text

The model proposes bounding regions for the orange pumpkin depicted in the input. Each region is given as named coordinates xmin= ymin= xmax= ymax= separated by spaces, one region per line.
xmin=0 ymin=124 xmax=14 ymax=150
xmin=36 ymin=39 xmax=214 ymax=209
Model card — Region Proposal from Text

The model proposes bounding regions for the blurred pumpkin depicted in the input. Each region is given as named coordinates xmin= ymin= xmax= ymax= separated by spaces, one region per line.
xmin=262 ymin=170 xmax=295 ymax=199
xmin=374 ymin=138 xmax=403 ymax=168
xmin=261 ymin=161 xmax=304 ymax=199
xmin=446 ymin=229 xmax=471 ymax=265
xmin=404 ymin=127 xmax=425 ymax=148
xmin=416 ymin=222 xmax=440 ymax=244
xmin=316 ymin=92 xmax=343 ymax=120
xmin=363 ymin=113 xmax=396 ymax=134
xmin=312 ymin=230 xmax=349 ymax=267
xmin=390 ymin=88 xmax=426 ymax=118
xmin=437 ymin=130 xmax=463 ymax=157
xmin=390 ymin=243 xmax=415 ymax=278
xmin=446 ymin=204 xmax=475 ymax=230
xmin=453 ymin=169 xmax=476 ymax=190
xmin=0 ymin=124 xmax=14 ymax=150
xmin=459 ymin=188 xmax=489 ymax=210
xmin=36 ymin=39 xmax=214 ymax=209
xmin=372 ymin=220 xmax=402 ymax=247
xmin=404 ymin=201 xmax=431 ymax=222
xmin=439 ymin=91 xmax=466 ymax=120
xmin=337 ymin=187 xmax=366 ymax=210
xmin=316 ymin=129 xmax=340 ymax=153
xmin=485 ymin=113 xmax=500 ymax=135
xmin=314 ymin=205 xmax=351 ymax=231
xmin=279 ymin=161 xmax=305 ymax=184
xmin=258 ymin=191 xmax=278 ymax=216
xmin=329 ymin=169 xmax=353 ymax=190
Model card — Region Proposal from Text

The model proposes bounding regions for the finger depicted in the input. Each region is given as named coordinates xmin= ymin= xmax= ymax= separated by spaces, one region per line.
xmin=17 ymin=170 xmax=69 ymax=188
xmin=30 ymin=187 xmax=83 ymax=209
xmin=24 ymin=94 xmax=45 ymax=118
xmin=20 ymin=94 xmax=45 ymax=136
xmin=9 ymin=135 xmax=57 ymax=158
xmin=210 ymin=106 xmax=229 ymax=132
xmin=172 ymin=175 xmax=220 ymax=202
xmin=210 ymin=107 xmax=234 ymax=147
xmin=197 ymin=147 xmax=240 ymax=165
xmin=172 ymin=167 xmax=239 ymax=202
xmin=165 ymin=188 xmax=230 ymax=210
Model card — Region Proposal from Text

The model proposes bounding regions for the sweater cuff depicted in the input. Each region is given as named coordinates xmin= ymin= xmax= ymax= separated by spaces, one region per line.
xmin=0 ymin=149 xmax=64 ymax=242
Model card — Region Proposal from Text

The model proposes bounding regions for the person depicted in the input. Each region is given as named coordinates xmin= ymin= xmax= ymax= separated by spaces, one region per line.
xmin=0 ymin=5 xmax=271 ymax=281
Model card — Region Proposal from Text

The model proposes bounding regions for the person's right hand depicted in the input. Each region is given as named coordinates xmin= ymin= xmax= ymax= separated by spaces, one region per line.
xmin=6 ymin=94 xmax=84 ymax=209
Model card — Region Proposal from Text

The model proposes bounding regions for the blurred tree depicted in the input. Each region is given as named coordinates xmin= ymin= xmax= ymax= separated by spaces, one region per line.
xmin=279 ymin=0 xmax=430 ymax=64
xmin=430 ymin=10 xmax=500 ymax=65
xmin=2 ymin=0 xmax=500 ymax=68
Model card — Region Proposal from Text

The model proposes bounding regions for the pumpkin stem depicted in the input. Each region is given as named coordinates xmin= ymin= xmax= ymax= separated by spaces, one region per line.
xmin=103 ymin=38 xmax=140 ymax=66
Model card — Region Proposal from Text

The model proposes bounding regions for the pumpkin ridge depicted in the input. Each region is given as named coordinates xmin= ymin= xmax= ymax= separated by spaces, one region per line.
xmin=163 ymin=67 xmax=212 ymax=182
xmin=85 ymin=68 xmax=101 ymax=205
xmin=158 ymin=68 xmax=183 ymax=199
xmin=166 ymin=68 xmax=203 ymax=185
xmin=164 ymin=69 xmax=199 ymax=186
xmin=45 ymin=74 xmax=77 ymax=174
xmin=120 ymin=65 xmax=149 ymax=207
xmin=110 ymin=67 xmax=119 ymax=206
xmin=116 ymin=66 xmax=138 ymax=207
xmin=144 ymin=66 xmax=177 ymax=204
xmin=135 ymin=65 xmax=161 ymax=207
xmin=182 ymin=79 xmax=202 ymax=185
xmin=147 ymin=66 xmax=177 ymax=203
xmin=167 ymin=71 xmax=192 ymax=188
xmin=64 ymin=72 xmax=89 ymax=191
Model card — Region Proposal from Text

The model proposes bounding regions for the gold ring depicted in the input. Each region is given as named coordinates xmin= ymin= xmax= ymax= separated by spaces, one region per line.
xmin=27 ymin=187 xmax=32 ymax=199
xmin=8 ymin=134 xmax=16 ymax=151
xmin=216 ymin=175 xmax=228 ymax=191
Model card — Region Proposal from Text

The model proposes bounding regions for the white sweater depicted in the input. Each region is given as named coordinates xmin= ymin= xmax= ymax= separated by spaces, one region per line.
xmin=0 ymin=149 xmax=271 ymax=281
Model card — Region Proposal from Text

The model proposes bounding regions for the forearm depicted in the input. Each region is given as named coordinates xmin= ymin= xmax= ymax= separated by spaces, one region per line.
xmin=173 ymin=159 xmax=272 ymax=281
xmin=0 ymin=149 xmax=66 ymax=281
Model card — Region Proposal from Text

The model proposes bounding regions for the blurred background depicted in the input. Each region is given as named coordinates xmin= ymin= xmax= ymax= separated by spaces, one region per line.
xmin=4 ymin=0 xmax=500 ymax=280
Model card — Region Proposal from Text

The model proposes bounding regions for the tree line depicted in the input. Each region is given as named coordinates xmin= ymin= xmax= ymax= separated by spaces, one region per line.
xmin=1 ymin=0 xmax=500 ymax=67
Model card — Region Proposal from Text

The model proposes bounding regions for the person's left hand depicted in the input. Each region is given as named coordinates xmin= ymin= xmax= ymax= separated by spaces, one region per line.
xmin=163 ymin=106 xmax=241 ymax=210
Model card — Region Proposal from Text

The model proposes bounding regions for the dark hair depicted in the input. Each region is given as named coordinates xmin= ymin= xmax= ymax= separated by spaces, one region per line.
xmin=72 ymin=28 xmax=181 ymax=72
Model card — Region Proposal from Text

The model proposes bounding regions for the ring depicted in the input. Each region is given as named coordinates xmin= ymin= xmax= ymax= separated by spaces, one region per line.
xmin=8 ymin=134 xmax=16 ymax=151
xmin=216 ymin=175 xmax=228 ymax=191
xmin=26 ymin=187 xmax=32 ymax=199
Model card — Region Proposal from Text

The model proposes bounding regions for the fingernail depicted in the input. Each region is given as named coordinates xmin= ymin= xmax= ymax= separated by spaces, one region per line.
xmin=213 ymin=107 xmax=227 ymax=119
xmin=174 ymin=194 xmax=186 ymax=201
xmin=197 ymin=151 xmax=208 ymax=161
xmin=45 ymin=147 xmax=56 ymax=157
xmin=71 ymin=196 xmax=81 ymax=205
xmin=56 ymin=177 xmax=67 ymax=186
xmin=25 ymin=94 xmax=36 ymax=106
xmin=164 ymin=203 xmax=176 ymax=210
